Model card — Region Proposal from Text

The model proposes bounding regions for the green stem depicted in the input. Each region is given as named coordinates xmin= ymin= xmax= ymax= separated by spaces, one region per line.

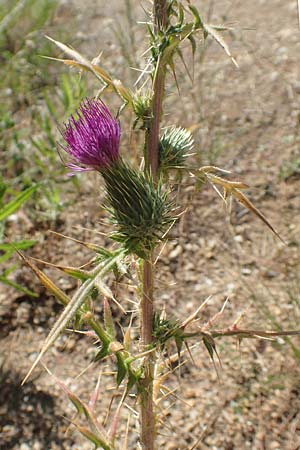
xmin=146 ymin=63 xmax=166 ymax=178
xmin=140 ymin=2 xmax=168 ymax=449
xmin=140 ymin=258 xmax=155 ymax=450
xmin=85 ymin=313 xmax=111 ymax=346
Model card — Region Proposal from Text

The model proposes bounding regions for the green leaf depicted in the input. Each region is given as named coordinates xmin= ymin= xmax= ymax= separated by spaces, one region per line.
xmin=127 ymin=367 xmax=141 ymax=391
xmin=76 ymin=425 xmax=112 ymax=450
xmin=0 ymin=240 xmax=35 ymax=251
xmin=203 ymin=336 xmax=215 ymax=360
xmin=0 ymin=275 xmax=38 ymax=297
xmin=94 ymin=343 xmax=110 ymax=362
xmin=116 ymin=352 xmax=127 ymax=386
xmin=0 ymin=185 xmax=37 ymax=222
xmin=0 ymin=249 xmax=14 ymax=263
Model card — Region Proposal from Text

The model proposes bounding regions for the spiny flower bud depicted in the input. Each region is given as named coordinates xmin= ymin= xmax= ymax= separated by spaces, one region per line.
xmin=159 ymin=126 xmax=194 ymax=170
xmin=61 ymin=98 xmax=120 ymax=174
xmin=102 ymin=162 xmax=173 ymax=259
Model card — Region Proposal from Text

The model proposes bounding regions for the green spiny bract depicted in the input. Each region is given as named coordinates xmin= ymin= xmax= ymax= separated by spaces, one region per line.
xmin=102 ymin=162 xmax=174 ymax=258
xmin=153 ymin=312 xmax=183 ymax=351
xmin=159 ymin=126 xmax=194 ymax=171
xmin=132 ymin=93 xmax=152 ymax=129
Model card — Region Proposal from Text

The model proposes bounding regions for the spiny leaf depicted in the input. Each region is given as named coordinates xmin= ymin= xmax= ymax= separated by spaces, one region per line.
xmin=77 ymin=425 xmax=113 ymax=450
xmin=206 ymin=173 xmax=249 ymax=190
xmin=76 ymin=426 xmax=109 ymax=449
xmin=53 ymin=375 xmax=112 ymax=450
xmin=123 ymin=328 xmax=131 ymax=353
xmin=94 ymin=343 xmax=110 ymax=362
xmin=160 ymin=22 xmax=194 ymax=67
xmin=188 ymin=4 xmax=204 ymax=29
xmin=127 ymin=367 xmax=141 ymax=391
xmin=54 ymin=376 xmax=86 ymax=415
xmin=203 ymin=335 xmax=215 ymax=360
xmin=202 ymin=334 xmax=221 ymax=376
xmin=22 ymin=251 xmax=124 ymax=384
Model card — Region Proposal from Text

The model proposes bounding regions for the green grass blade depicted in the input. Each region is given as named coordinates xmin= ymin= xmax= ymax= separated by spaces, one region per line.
xmin=0 ymin=185 xmax=37 ymax=221
xmin=0 ymin=274 xmax=38 ymax=297
xmin=0 ymin=240 xmax=35 ymax=251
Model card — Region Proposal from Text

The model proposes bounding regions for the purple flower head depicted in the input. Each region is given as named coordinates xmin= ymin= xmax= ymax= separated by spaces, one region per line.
xmin=61 ymin=98 xmax=120 ymax=174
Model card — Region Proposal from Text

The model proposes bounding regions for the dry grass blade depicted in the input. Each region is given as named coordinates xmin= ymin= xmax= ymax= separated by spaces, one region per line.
xmin=206 ymin=173 xmax=249 ymax=190
xmin=210 ymin=328 xmax=300 ymax=339
xmin=232 ymin=188 xmax=285 ymax=243
xmin=25 ymin=255 xmax=90 ymax=279
xmin=16 ymin=250 xmax=70 ymax=306
xmin=122 ymin=414 xmax=131 ymax=450
xmin=48 ymin=230 xmax=108 ymax=252
xmin=205 ymin=173 xmax=285 ymax=242
xmin=45 ymin=36 xmax=132 ymax=105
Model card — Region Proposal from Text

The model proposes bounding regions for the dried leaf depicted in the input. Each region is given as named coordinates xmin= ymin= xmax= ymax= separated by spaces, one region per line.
xmin=45 ymin=36 xmax=133 ymax=105
xmin=232 ymin=188 xmax=284 ymax=243
xmin=203 ymin=23 xmax=238 ymax=68
xmin=16 ymin=251 xmax=70 ymax=306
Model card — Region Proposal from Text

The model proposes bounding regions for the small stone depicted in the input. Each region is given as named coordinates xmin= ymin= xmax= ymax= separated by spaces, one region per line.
xmin=269 ymin=442 xmax=280 ymax=450
xmin=169 ymin=246 xmax=182 ymax=259
xmin=20 ymin=444 xmax=31 ymax=450
xmin=234 ymin=235 xmax=243 ymax=243
xmin=241 ymin=267 xmax=252 ymax=275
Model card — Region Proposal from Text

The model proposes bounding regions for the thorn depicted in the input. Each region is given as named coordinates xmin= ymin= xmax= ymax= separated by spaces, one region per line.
xmin=181 ymin=295 xmax=211 ymax=329
xmin=88 ymin=370 xmax=102 ymax=410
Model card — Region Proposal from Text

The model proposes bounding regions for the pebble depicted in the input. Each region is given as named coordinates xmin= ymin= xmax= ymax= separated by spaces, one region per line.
xmin=20 ymin=444 xmax=31 ymax=450
xmin=269 ymin=441 xmax=281 ymax=450
xmin=169 ymin=246 xmax=182 ymax=259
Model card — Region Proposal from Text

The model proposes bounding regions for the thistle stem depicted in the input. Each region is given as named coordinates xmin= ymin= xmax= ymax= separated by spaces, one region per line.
xmin=140 ymin=2 xmax=167 ymax=449
xmin=140 ymin=258 xmax=155 ymax=450
xmin=146 ymin=1 xmax=167 ymax=178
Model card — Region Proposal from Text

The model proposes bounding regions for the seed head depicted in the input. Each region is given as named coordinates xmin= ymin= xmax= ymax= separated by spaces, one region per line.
xmin=61 ymin=98 xmax=120 ymax=173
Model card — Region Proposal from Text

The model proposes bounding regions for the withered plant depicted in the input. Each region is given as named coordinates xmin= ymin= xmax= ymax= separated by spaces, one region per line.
xmin=20 ymin=2 xmax=300 ymax=449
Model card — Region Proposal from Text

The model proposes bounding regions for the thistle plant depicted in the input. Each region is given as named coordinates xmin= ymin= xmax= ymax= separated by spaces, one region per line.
xmin=20 ymin=2 xmax=300 ymax=450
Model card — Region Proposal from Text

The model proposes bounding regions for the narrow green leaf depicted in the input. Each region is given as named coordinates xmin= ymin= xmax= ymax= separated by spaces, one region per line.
xmin=116 ymin=352 xmax=127 ymax=386
xmin=0 ymin=185 xmax=37 ymax=222
xmin=0 ymin=275 xmax=38 ymax=297
xmin=76 ymin=425 xmax=112 ymax=450
xmin=94 ymin=343 xmax=110 ymax=362
xmin=0 ymin=250 xmax=14 ymax=263
xmin=0 ymin=240 xmax=35 ymax=251
xmin=188 ymin=5 xmax=204 ymax=28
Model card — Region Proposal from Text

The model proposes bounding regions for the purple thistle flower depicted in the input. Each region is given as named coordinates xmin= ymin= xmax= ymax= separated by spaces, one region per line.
xmin=61 ymin=98 xmax=120 ymax=174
